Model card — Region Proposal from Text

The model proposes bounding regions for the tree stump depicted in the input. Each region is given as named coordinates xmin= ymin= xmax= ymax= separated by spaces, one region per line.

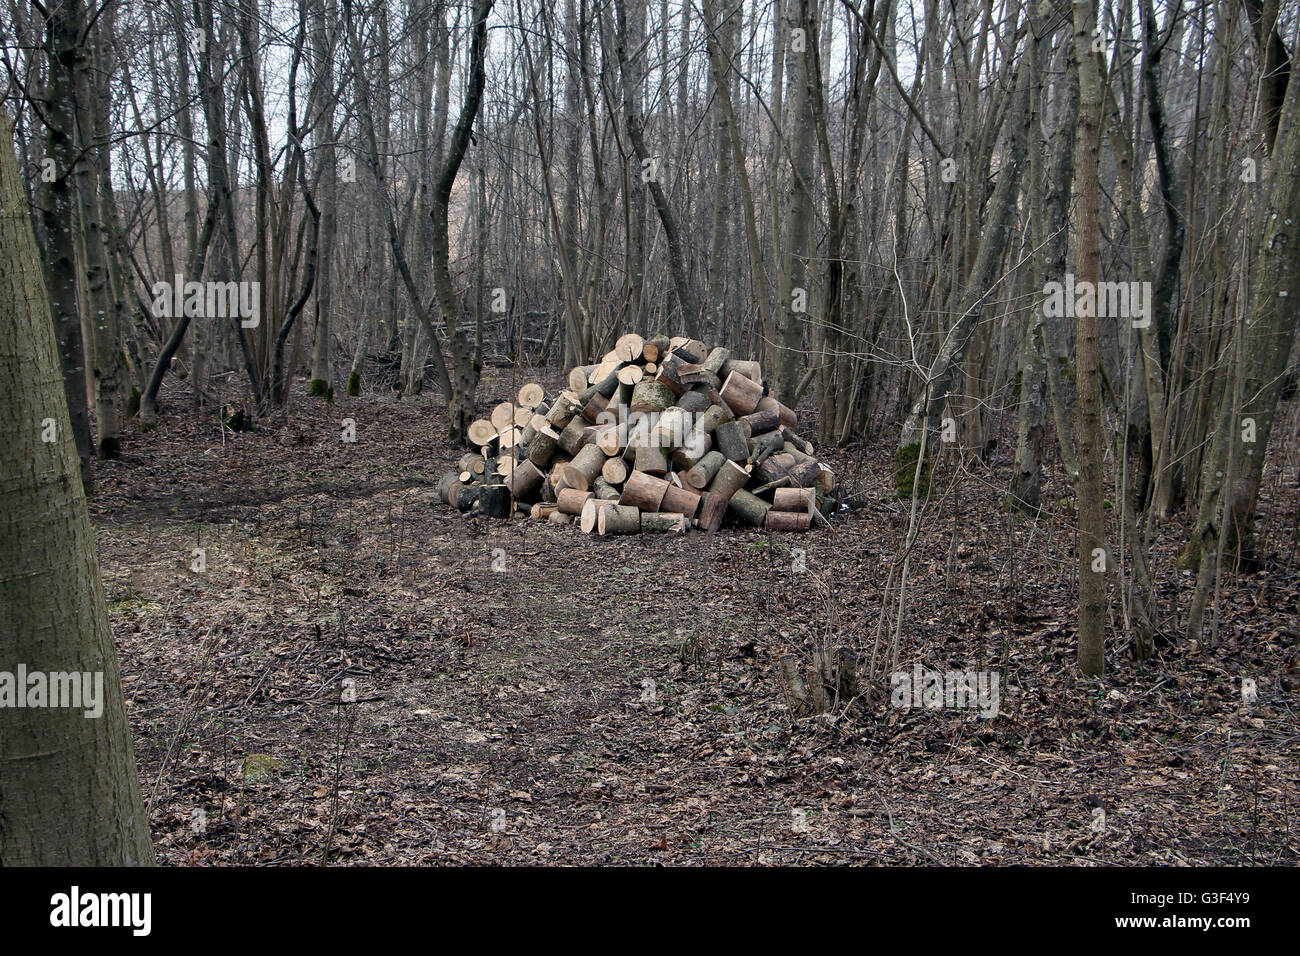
xmin=476 ymin=484 xmax=512 ymax=519
xmin=835 ymin=647 xmax=857 ymax=703
xmin=778 ymin=655 xmax=810 ymax=715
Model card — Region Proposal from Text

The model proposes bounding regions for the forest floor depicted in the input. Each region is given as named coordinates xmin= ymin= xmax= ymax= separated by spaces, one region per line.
xmin=87 ymin=370 xmax=1300 ymax=866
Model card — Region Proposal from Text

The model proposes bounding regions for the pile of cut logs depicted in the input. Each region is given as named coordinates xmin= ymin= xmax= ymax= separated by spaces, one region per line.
xmin=436 ymin=333 xmax=836 ymax=534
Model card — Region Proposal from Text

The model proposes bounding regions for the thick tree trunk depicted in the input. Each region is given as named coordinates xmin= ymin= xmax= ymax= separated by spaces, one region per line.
xmin=0 ymin=110 xmax=155 ymax=865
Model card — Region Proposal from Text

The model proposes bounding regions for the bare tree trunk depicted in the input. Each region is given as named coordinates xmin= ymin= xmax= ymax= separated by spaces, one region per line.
xmin=896 ymin=58 xmax=1033 ymax=488
xmin=1071 ymin=0 xmax=1107 ymax=677
xmin=704 ymin=0 xmax=739 ymax=334
xmin=39 ymin=0 xmax=93 ymax=484
xmin=561 ymin=0 xmax=588 ymax=368
xmin=1188 ymin=62 xmax=1300 ymax=637
xmin=73 ymin=29 xmax=124 ymax=458
xmin=309 ymin=0 xmax=339 ymax=400
xmin=0 ymin=108 xmax=155 ymax=866
xmin=431 ymin=0 xmax=494 ymax=442
xmin=771 ymin=0 xmax=816 ymax=406
xmin=615 ymin=0 xmax=700 ymax=336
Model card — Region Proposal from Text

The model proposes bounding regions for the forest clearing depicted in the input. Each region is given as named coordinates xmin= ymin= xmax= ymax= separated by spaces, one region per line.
xmin=83 ymin=377 xmax=1299 ymax=866
xmin=1 ymin=0 xmax=1298 ymax=913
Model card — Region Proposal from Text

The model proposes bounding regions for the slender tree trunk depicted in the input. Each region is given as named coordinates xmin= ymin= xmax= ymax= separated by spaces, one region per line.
xmin=309 ymin=0 xmax=338 ymax=399
xmin=73 ymin=34 xmax=124 ymax=458
xmin=773 ymin=0 xmax=816 ymax=405
xmin=704 ymin=0 xmax=738 ymax=334
xmin=430 ymin=0 xmax=494 ymax=442
xmin=615 ymin=0 xmax=700 ymax=336
xmin=40 ymin=0 xmax=93 ymax=484
xmin=1072 ymin=0 xmax=1107 ymax=677
xmin=896 ymin=60 xmax=1033 ymax=485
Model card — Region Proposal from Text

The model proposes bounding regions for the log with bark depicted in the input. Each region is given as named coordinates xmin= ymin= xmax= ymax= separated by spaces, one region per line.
xmin=619 ymin=470 xmax=669 ymax=511
xmin=598 ymin=504 xmax=641 ymax=535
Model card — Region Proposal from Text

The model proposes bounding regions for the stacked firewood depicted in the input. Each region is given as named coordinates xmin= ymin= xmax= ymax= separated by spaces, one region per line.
xmin=436 ymin=333 xmax=836 ymax=533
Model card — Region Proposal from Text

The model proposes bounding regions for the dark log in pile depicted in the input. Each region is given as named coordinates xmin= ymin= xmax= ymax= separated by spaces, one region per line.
xmin=436 ymin=332 xmax=838 ymax=533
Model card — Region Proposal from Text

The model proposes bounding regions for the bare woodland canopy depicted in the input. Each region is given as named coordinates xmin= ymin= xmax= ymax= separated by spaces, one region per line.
xmin=2 ymin=0 xmax=1299 ymax=672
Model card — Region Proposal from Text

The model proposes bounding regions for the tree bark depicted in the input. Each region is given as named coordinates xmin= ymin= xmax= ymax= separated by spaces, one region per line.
xmin=0 ymin=109 xmax=155 ymax=865
xmin=1071 ymin=0 xmax=1107 ymax=677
